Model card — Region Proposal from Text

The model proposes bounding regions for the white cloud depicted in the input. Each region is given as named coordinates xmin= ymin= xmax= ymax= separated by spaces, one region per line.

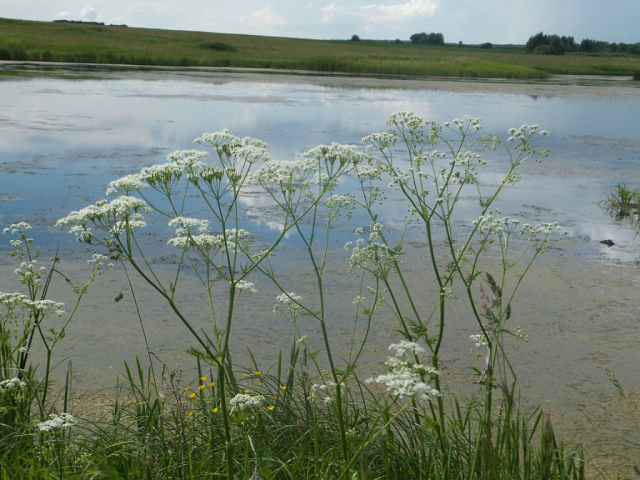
xmin=240 ymin=6 xmax=286 ymax=28
xmin=54 ymin=10 xmax=72 ymax=19
xmin=79 ymin=6 xmax=98 ymax=21
xmin=321 ymin=0 xmax=438 ymax=24
xmin=365 ymin=0 xmax=438 ymax=21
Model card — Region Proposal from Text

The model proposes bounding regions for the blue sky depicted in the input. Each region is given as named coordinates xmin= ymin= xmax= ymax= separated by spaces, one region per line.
xmin=1 ymin=0 xmax=638 ymax=44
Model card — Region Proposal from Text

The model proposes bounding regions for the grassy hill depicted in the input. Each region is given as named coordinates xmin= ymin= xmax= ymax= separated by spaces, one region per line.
xmin=2 ymin=17 xmax=640 ymax=79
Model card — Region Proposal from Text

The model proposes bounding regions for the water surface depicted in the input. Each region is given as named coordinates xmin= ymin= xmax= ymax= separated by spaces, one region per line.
xmin=1 ymin=64 xmax=640 ymax=468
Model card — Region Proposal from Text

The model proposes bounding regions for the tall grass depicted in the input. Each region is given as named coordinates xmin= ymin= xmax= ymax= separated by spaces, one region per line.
xmin=0 ymin=113 xmax=591 ymax=478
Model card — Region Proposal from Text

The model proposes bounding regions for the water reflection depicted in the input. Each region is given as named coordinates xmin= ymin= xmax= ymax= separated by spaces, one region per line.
xmin=1 ymin=65 xmax=640 ymax=265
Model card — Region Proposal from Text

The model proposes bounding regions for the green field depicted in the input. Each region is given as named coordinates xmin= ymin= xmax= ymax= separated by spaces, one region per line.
xmin=1 ymin=17 xmax=640 ymax=80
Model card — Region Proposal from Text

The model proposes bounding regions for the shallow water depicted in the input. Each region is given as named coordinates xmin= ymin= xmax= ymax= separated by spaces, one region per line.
xmin=1 ymin=64 xmax=640 ymax=471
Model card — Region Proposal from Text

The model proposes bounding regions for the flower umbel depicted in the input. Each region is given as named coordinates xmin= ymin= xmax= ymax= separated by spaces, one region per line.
xmin=367 ymin=341 xmax=440 ymax=401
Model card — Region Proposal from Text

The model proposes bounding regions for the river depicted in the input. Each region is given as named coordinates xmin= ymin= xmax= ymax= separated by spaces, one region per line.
xmin=1 ymin=63 xmax=640 ymax=471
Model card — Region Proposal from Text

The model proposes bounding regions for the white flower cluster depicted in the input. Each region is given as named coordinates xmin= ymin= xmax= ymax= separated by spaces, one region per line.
xmin=367 ymin=340 xmax=440 ymax=401
xmin=0 ymin=377 xmax=27 ymax=390
xmin=56 ymin=195 xmax=150 ymax=242
xmin=194 ymin=128 xmax=240 ymax=148
xmin=194 ymin=130 xmax=268 ymax=164
xmin=235 ymin=279 xmax=257 ymax=294
xmin=470 ymin=333 xmax=489 ymax=349
xmin=105 ymin=150 xmax=210 ymax=195
xmin=345 ymin=223 xmax=398 ymax=275
xmin=521 ymin=222 xmax=560 ymax=239
xmin=105 ymin=173 xmax=147 ymax=196
xmin=273 ymin=292 xmax=303 ymax=315
xmin=352 ymin=163 xmax=384 ymax=181
xmin=310 ymin=382 xmax=336 ymax=405
xmin=3 ymin=222 xmax=32 ymax=235
xmin=305 ymin=143 xmax=365 ymax=168
xmin=0 ymin=292 xmax=65 ymax=316
xmin=0 ymin=291 xmax=28 ymax=309
xmin=361 ymin=131 xmax=398 ymax=151
xmin=168 ymin=217 xmax=210 ymax=236
xmin=166 ymin=149 xmax=209 ymax=169
xmin=13 ymin=259 xmax=42 ymax=287
xmin=167 ymin=227 xmax=251 ymax=251
xmin=386 ymin=112 xmax=429 ymax=139
xmin=474 ymin=211 xmax=520 ymax=237
xmin=37 ymin=412 xmax=76 ymax=432
xmin=247 ymin=157 xmax=318 ymax=192
xmin=507 ymin=124 xmax=549 ymax=143
xmin=324 ymin=193 xmax=357 ymax=220
xmin=229 ymin=393 xmax=265 ymax=413
xmin=444 ymin=115 xmax=482 ymax=132
xmin=87 ymin=253 xmax=113 ymax=269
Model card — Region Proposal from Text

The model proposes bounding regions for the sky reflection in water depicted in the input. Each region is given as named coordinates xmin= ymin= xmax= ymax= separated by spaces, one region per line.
xmin=1 ymin=68 xmax=640 ymax=264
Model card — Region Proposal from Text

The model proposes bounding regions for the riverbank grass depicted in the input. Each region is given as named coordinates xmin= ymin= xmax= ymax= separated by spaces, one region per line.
xmin=2 ymin=17 xmax=640 ymax=78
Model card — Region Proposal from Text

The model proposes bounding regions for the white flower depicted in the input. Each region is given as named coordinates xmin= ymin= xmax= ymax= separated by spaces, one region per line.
xmin=229 ymin=393 xmax=264 ymax=413
xmin=366 ymin=340 xmax=439 ymax=401
xmin=235 ymin=280 xmax=257 ymax=294
xmin=57 ymin=196 xmax=150 ymax=240
xmin=273 ymin=292 xmax=303 ymax=315
xmin=37 ymin=412 xmax=76 ymax=432
xmin=232 ymin=143 xmax=270 ymax=164
xmin=194 ymin=129 xmax=241 ymax=153
xmin=387 ymin=340 xmax=425 ymax=358
xmin=3 ymin=222 xmax=32 ymax=235
xmin=470 ymin=334 xmax=489 ymax=349
xmin=105 ymin=173 xmax=147 ymax=196
xmin=0 ymin=377 xmax=27 ymax=390
xmin=168 ymin=217 xmax=210 ymax=236
xmin=166 ymin=149 xmax=209 ymax=168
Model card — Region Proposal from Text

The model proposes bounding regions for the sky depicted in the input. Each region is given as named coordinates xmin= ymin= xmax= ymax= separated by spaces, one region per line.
xmin=1 ymin=0 xmax=639 ymax=45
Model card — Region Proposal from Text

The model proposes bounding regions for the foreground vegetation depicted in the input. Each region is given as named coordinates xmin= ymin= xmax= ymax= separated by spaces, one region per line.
xmin=1 ymin=113 xmax=591 ymax=478
xmin=2 ymin=17 xmax=640 ymax=79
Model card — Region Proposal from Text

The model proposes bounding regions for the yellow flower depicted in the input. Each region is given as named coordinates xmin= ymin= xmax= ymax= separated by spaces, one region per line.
xmin=281 ymin=385 xmax=287 ymax=391
xmin=242 ymin=373 xmax=249 ymax=377
xmin=243 ymin=389 xmax=250 ymax=394
xmin=200 ymin=376 xmax=207 ymax=382
xmin=184 ymin=386 xmax=191 ymax=392
xmin=208 ymin=381 xmax=215 ymax=387
xmin=267 ymin=405 xmax=275 ymax=411
xmin=255 ymin=371 xmax=261 ymax=375
xmin=189 ymin=392 xmax=196 ymax=399
xmin=188 ymin=411 xmax=194 ymax=417
xmin=198 ymin=385 xmax=205 ymax=390
xmin=212 ymin=407 xmax=219 ymax=413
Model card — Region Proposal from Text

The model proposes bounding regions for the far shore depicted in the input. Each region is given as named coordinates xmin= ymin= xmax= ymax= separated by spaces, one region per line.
xmin=2 ymin=60 xmax=640 ymax=99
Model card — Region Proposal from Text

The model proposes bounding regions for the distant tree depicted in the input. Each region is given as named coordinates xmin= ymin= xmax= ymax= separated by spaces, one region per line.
xmin=458 ymin=41 xmax=463 ymax=47
xmin=394 ymin=38 xmax=403 ymax=44
xmin=526 ymin=32 xmax=575 ymax=55
xmin=351 ymin=34 xmax=360 ymax=42
xmin=410 ymin=32 xmax=444 ymax=46
xmin=579 ymin=38 xmax=597 ymax=53
xmin=480 ymin=42 xmax=493 ymax=49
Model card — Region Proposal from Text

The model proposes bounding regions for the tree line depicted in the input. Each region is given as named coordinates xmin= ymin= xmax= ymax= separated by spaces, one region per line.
xmin=526 ymin=32 xmax=640 ymax=55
